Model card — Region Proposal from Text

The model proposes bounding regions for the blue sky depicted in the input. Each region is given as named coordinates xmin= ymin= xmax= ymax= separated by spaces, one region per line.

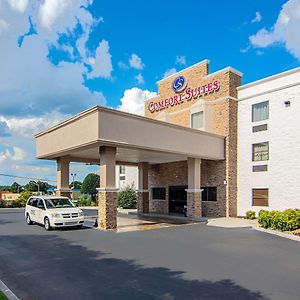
xmin=0 ymin=0 xmax=299 ymax=186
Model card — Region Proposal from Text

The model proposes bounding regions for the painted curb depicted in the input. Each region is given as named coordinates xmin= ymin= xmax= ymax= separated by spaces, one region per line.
xmin=0 ymin=279 xmax=20 ymax=300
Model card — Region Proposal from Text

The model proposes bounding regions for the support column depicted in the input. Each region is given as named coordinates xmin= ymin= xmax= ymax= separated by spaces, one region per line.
xmin=98 ymin=146 xmax=118 ymax=230
xmin=186 ymin=158 xmax=202 ymax=218
xmin=137 ymin=162 xmax=149 ymax=213
xmin=55 ymin=157 xmax=71 ymax=197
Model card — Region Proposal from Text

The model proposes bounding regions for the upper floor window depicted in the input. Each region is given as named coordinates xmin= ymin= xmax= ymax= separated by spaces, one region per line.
xmin=191 ymin=111 xmax=203 ymax=129
xmin=119 ymin=166 xmax=125 ymax=175
xmin=252 ymin=142 xmax=269 ymax=161
xmin=252 ymin=101 xmax=269 ymax=122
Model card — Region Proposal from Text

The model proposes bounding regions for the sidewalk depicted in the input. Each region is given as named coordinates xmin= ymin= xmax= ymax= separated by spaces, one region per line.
xmin=206 ymin=217 xmax=300 ymax=242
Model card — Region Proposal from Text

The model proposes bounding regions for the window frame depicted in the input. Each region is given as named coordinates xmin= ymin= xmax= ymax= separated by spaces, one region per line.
xmin=252 ymin=101 xmax=269 ymax=123
xmin=191 ymin=111 xmax=204 ymax=129
xmin=252 ymin=188 xmax=269 ymax=206
xmin=201 ymin=187 xmax=217 ymax=202
xmin=152 ymin=187 xmax=166 ymax=200
xmin=252 ymin=142 xmax=269 ymax=162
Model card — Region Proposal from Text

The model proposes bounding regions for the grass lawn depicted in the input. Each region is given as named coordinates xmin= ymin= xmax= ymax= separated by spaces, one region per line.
xmin=0 ymin=291 xmax=8 ymax=300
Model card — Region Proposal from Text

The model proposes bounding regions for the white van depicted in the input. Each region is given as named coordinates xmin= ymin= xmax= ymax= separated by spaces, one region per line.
xmin=25 ymin=196 xmax=84 ymax=230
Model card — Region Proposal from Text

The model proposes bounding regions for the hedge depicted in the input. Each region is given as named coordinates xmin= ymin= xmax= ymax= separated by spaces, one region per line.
xmin=245 ymin=211 xmax=256 ymax=220
xmin=258 ymin=209 xmax=300 ymax=231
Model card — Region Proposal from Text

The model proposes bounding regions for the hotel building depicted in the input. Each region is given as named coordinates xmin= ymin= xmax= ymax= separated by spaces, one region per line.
xmin=35 ymin=60 xmax=300 ymax=230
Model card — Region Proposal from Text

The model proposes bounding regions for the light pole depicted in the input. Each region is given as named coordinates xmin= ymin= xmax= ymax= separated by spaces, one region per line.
xmin=71 ymin=173 xmax=77 ymax=190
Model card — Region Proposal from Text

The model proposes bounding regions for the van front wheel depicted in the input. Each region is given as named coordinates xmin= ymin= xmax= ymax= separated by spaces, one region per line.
xmin=26 ymin=213 xmax=33 ymax=225
xmin=44 ymin=217 xmax=51 ymax=231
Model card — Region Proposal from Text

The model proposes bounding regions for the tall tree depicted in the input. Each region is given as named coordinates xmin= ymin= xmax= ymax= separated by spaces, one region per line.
xmin=69 ymin=181 xmax=82 ymax=190
xmin=10 ymin=182 xmax=22 ymax=193
xmin=81 ymin=173 xmax=100 ymax=200
xmin=24 ymin=181 xmax=38 ymax=192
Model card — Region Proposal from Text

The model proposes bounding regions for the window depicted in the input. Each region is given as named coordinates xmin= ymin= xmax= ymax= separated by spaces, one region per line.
xmin=119 ymin=166 xmax=125 ymax=175
xmin=152 ymin=187 xmax=166 ymax=200
xmin=31 ymin=198 xmax=38 ymax=207
xmin=252 ymin=142 xmax=269 ymax=161
xmin=201 ymin=187 xmax=217 ymax=201
xmin=191 ymin=111 xmax=203 ymax=129
xmin=252 ymin=189 xmax=269 ymax=206
xmin=252 ymin=101 xmax=269 ymax=122
xmin=37 ymin=199 xmax=45 ymax=209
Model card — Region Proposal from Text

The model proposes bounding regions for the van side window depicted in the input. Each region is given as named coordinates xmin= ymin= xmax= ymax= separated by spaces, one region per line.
xmin=31 ymin=199 xmax=38 ymax=207
xmin=37 ymin=199 xmax=45 ymax=209
xmin=27 ymin=198 xmax=33 ymax=206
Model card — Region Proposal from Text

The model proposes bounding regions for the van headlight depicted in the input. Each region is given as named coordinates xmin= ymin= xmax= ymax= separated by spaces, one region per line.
xmin=51 ymin=213 xmax=61 ymax=218
xmin=79 ymin=212 xmax=84 ymax=217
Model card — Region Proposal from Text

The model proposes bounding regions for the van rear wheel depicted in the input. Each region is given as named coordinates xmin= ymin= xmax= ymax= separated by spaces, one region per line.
xmin=26 ymin=213 xmax=33 ymax=225
xmin=44 ymin=217 xmax=51 ymax=231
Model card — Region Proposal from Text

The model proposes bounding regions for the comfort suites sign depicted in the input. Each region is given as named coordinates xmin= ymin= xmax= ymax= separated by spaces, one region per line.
xmin=148 ymin=76 xmax=220 ymax=113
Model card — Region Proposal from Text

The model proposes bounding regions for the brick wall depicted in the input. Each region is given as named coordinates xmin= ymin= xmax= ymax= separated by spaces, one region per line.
xmin=145 ymin=60 xmax=241 ymax=217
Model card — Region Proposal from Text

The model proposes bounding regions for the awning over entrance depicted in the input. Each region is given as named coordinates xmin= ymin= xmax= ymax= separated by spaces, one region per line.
xmin=35 ymin=106 xmax=225 ymax=230
xmin=35 ymin=106 xmax=225 ymax=163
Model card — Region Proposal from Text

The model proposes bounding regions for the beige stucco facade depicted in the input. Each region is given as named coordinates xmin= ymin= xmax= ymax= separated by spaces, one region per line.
xmin=35 ymin=59 xmax=242 ymax=229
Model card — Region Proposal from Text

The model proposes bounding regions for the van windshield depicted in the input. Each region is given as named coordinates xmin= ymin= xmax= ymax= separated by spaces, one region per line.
xmin=45 ymin=198 xmax=75 ymax=209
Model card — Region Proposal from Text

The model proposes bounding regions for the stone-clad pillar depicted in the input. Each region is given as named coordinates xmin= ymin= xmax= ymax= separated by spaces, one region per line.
xmin=55 ymin=157 xmax=71 ymax=197
xmin=98 ymin=146 xmax=118 ymax=230
xmin=186 ymin=158 xmax=202 ymax=218
xmin=137 ymin=162 xmax=149 ymax=213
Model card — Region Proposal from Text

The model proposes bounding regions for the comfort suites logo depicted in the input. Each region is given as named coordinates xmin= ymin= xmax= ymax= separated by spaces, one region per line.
xmin=172 ymin=76 xmax=187 ymax=93
xmin=148 ymin=78 xmax=220 ymax=113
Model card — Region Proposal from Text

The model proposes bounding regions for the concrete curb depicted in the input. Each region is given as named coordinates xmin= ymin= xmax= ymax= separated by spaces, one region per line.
xmin=0 ymin=279 xmax=20 ymax=300
xmin=252 ymin=226 xmax=300 ymax=242
xmin=129 ymin=212 xmax=206 ymax=223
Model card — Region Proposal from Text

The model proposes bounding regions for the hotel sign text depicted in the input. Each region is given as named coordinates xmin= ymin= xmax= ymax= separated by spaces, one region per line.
xmin=148 ymin=80 xmax=220 ymax=113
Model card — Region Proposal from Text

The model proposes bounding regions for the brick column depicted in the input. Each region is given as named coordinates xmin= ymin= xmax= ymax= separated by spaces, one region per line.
xmin=98 ymin=146 xmax=118 ymax=230
xmin=186 ymin=158 xmax=202 ymax=218
xmin=137 ymin=162 xmax=149 ymax=213
xmin=55 ymin=157 xmax=71 ymax=198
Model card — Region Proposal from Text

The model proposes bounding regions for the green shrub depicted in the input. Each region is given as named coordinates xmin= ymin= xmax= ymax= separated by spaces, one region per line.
xmin=258 ymin=209 xmax=300 ymax=231
xmin=245 ymin=211 xmax=256 ymax=219
xmin=18 ymin=191 xmax=33 ymax=206
xmin=78 ymin=195 xmax=92 ymax=206
xmin=118 ymin=186 xmax=137 ymax=209
xmin=0 ymin=201 xmax=6 ymax=208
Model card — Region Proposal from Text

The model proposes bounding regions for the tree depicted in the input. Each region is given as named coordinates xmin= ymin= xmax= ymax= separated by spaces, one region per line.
xmin=18 ymin=191 xmax=33 ymax=206
xmin=24 ymin=181 xmax=38 ymax=192
xmin=81 ymin=173 xmax=100 ymax=200
xmin=10 ymin=182 xmax=22 ymax=193
xmin=69 ymin=181 xmax=82 ymax=190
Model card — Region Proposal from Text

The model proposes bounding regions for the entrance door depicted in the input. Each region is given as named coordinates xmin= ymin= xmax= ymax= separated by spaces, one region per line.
xmin=169 ymin=185 xmax=188 ymax=214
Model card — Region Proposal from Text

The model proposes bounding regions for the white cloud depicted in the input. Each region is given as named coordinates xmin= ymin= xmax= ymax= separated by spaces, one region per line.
xmin=129 ymin=53 xmax=144 ymax=70
xmin=118 ymin=61 xmax=128 ymax=69
xmin=135 ymin=73 xmax=145 ymax=84
xmin=250 ymin=0 xmax=300 ymax=59
xmin=7 ymin=0 xmax=28 ymax=13
xmin=0 ymin=1 xmax=107 ymax=116
xmin=176 ymin=55 xmax=186 ymax=65
xmin=0 ymin=18 xmax=9 ymax=34
xmin=118 ymin=88 xmax=157 ymax=116
xmin=251 ymin=11 xmax=262 ymax=23
xmin=0 ymin=146 xmax=27 ymax=164
xmin=15 ymin=165 xmax=52 ymax=173
xmin=163 ymin=67 xmax=177 ymax=79
xmin=0 ymin=111 xmax=69 ymax=138
xmin=86 ymin=39 xmax=113 ymax=79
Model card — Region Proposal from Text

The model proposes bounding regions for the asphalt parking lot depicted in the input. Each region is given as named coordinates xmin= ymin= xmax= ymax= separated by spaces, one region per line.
xmin=0 ymin=209 xmax=299 ymax=300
